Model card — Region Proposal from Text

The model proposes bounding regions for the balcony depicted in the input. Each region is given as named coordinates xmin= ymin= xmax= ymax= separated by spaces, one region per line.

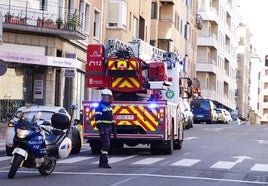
xmin=196 ymin=59 xmax=218 ymax=74
xmin=197 ymin=34 xmax=219 ymax=49
xmin=198 ymin=7 xmax=220 ymax=24
xmin=1 ymin=4 xmax=86 ymax=40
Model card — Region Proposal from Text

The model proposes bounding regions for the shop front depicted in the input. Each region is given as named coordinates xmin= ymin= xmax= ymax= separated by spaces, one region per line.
xmin=0 ymin=51 xmax=80 ymax=121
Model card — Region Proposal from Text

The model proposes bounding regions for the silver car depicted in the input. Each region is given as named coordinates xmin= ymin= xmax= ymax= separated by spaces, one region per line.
xmin=5 ymin=105 xmax=82 ymax=156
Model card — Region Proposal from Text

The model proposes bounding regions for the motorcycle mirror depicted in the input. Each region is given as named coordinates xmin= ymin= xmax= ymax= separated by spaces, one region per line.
xmin=71 ymin=104 xmax=78 ymax=110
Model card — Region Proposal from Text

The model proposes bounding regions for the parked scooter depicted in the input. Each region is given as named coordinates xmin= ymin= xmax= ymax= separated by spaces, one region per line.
xmin=8 ymin=112 xmax=72 ymax=179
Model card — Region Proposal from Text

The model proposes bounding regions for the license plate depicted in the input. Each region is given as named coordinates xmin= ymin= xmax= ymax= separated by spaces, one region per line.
xmin=196 ymin=115 xmax=204 ymax=118
xmin=115 ymin=115 xmax=134 ymax=120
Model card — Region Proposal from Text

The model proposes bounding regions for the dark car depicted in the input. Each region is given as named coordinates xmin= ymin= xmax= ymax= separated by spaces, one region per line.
xmin=190 ymin=99 xmax=217 ymax=124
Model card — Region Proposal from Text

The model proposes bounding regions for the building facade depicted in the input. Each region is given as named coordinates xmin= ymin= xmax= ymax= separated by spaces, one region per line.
xmin=236 ymin=21 xmax=251 ymax=119
xmin=197 ymin=0 xmax=240 ymax=110
xmin=0 ymin=0 xmax=103 ymax=120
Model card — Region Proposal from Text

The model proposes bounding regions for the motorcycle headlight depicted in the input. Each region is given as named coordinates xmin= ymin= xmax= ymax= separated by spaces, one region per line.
xmin=17 ymin=128 xmax=30 ymax=138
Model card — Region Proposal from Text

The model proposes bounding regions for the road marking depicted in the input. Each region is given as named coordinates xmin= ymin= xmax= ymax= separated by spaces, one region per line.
xmin=0 ymin=156 xmax=11 ymax=161
xmin=210 ymin=161 xmax=237 ymax=169
xmin=184 ymin=137 xmax=199 ymax=140
xmin=92 ymin=155 xmax=137 ymax=164
xmin=171 ymin=159 xmax=200 ymax=166
xmin=1 ymin=170 xmax=268 ymax=185
xmin=251 ymin=164 xmax=268 ymax=172
xmin=203 ymin=128 xmax=223 ymax=131
xmin=132 ymin=158 xmax=165 ymax=165
xmin=232 ymin=156 xmax=253 ymax=163
xmin=58 ymin=156 xmax=94 ymax=163
xmin=256 ymin=140 xmax=268 ymax=144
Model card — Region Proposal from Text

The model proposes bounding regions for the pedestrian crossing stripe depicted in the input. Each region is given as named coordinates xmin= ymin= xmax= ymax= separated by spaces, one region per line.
xmin=171 ymin=159 xmax=201 ymax=166
xmin=132 ymin=158 xmax=165 ymax=165
xmin=250 ymin=164 xmax=268 ymax=172
xmin=2 ymin=155 xmax=268 ymax=172
xmin=210 ymin=161 xmax=237 ymax=169
xmin=58 ymin=156 xmax=94 ymax=164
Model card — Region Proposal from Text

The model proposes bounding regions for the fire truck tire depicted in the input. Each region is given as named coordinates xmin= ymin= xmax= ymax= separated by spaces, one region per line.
xmin=163 ymin=138 xmax=174 ymax=155
xmin=150 ymin=143 xmax=162 ymax=155
xmin=89 ymin=140 xmax=101 ymax=154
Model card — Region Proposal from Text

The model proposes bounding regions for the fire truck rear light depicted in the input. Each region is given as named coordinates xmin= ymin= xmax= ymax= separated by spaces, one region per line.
xmin=85 ymin=108 xmax=90 ymax=112
xmin=8 ymin=122 xmax=14 ymax=128
xmin=160 ymin=108 xmax=164 ymax=113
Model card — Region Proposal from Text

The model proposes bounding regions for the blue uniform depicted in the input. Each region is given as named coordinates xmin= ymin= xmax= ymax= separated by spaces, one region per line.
xmin=95 ymin=101 xmax=115 ymax=168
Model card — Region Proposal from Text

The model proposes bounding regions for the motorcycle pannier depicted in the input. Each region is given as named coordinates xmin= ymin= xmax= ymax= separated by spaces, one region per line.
xmin=51 ymin=113 xmax=70 ymax=130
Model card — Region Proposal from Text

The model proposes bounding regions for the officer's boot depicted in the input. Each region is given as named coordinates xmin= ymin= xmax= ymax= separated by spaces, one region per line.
xmin=100 ymin=154 xmax=111 ymax=168
xmin=98 ymin=155 xmax=103 ymax=168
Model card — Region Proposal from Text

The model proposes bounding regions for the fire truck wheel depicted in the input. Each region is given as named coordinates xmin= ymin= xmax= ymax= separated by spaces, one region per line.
xmin=163 ymin=138 xmax=174 ymax=155
xmin=150 ymin=143 xmax=162 ymax=155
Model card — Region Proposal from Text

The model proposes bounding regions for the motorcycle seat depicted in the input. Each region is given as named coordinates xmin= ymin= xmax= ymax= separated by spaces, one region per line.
xmin=45 ymin=130 xmax=65 ymax=146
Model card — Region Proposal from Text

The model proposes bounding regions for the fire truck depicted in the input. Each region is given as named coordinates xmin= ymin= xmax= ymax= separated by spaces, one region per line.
xmin=83 ymin=39 xmax=189 ymax=155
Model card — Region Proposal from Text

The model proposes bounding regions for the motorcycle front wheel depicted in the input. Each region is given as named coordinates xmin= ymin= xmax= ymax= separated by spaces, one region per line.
xmin=8 ymin=154 xmax=24 ymax=179
xmin=38 ymin=159 xmax=56 ymax=176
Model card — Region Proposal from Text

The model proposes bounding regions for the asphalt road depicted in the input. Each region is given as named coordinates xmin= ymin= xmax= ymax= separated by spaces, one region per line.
xmin=1 ymin=123 xmax=268 ymax=186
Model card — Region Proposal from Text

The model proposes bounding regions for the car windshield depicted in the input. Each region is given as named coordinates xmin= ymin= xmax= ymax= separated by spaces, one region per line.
xmin=191 ymin=101 xmax=210 ymax=110
xmin=22 ymin=111 xmax=55 ymax=122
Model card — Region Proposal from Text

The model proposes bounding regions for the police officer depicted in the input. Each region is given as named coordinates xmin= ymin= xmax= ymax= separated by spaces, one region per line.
xmin=95 ymin=89 xmax=117 ymax=168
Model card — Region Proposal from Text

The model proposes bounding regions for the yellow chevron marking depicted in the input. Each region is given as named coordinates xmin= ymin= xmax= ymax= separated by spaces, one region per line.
xmin=112 ymin=77 xmax=123 ymax=88
xmin=129 ymin=78 xmax=140 ymax=88
xmin=119 ymin=80 xmax=132 ymax=88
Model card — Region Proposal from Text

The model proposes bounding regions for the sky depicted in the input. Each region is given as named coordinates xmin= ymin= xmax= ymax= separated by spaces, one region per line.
xmin=239 ymin=0 xmax=268 ymax=59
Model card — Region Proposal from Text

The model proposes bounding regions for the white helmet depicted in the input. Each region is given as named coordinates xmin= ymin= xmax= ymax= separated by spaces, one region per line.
xmin=101 ymin=89 xmax=113 ymax=96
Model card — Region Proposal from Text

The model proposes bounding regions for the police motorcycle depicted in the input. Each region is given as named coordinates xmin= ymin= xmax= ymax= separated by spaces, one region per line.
xmin=8 ymin=112 xmax=72 ymax=179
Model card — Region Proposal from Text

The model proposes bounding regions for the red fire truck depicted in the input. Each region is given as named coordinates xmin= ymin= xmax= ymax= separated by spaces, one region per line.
xmin=83 ymin=39 xmax=190 ymax=154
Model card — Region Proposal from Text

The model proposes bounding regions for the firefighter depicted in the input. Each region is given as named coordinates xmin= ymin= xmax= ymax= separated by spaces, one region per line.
xmin=95 ymin=88 xmax=117 ymax=168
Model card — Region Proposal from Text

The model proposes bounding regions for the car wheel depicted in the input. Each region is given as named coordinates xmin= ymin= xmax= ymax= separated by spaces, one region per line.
xmin=6 ymin=145 xmax=13 ymax=156
xmin=71 ymin=129 xmax=82 ymax=154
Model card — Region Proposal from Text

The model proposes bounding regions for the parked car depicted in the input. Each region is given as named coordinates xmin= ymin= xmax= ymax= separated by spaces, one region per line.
xmin=179 ymin=98 xmax=193 ymax=129
xmin=216 ymin=109 xmax=227 ymax=123
xmin=232 ymin=117 xmax=241 ymax=125
xmin=216 ymin=108 xmax=233 ymax=124
xmin=190 ymin=99 xmax=217 ymax=124
xmin=5 ymin=105 xmax=82 ymax=156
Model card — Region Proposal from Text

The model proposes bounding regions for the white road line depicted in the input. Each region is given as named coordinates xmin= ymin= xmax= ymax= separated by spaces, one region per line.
xmin=210 ymin=161 xmax=237 ymax=169
xmin=131 ymin=158 xmax=165 ymax=165
xmin=251 ymin=164 xmax=268 ymax=172
xmin=58 ymin=157 xmax=94 ymax=163
xmin=0 ymin=156 xmax=11 ymax=161
xmin=171 ymin=159 xmax=201 ymax=166
xmin=1 ymin=170 xmax=267 ymax=185
xmin=92 ymin=155 xmax=137 ymax=164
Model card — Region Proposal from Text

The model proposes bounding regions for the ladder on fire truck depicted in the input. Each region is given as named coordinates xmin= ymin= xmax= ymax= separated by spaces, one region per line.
xmin=106 ymin=38 xmax=166 ymax=63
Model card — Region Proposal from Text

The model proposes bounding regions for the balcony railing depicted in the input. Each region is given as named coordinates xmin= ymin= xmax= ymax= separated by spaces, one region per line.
xmin=0 ymin=3 xmax=86 ymax=40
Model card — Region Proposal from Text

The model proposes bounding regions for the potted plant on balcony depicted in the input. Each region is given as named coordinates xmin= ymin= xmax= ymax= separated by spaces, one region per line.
xmin=5 ymin=13 xmax=13 ymax=23
xmin=66 ymin=12 xmax=77 ymax=31
xmin=56 ymin=18 xmax=63 ymax=29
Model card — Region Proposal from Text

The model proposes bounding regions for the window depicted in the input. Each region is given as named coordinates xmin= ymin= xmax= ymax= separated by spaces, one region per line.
xmin=107 ymin=0 xmax=127 ymax=30
xmin=79 ymin=1 xmax=90 ymax=33
xmin=93 ymin=9 xmax=100 ymax=39
xmin=132 ymin=16 xmax=138 ymax=38
xmin=151 ymin=2 xmax=157 ymax=19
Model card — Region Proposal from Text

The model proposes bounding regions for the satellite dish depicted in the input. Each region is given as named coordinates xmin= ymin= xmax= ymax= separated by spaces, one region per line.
xmin=0 ymin=59 xmax=7 ymax=76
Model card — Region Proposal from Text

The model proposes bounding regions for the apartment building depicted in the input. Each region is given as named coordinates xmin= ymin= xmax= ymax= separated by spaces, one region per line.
xmin=103 ymin=0 xmax=200 ymax=79
xmin=0 ymin=0 xmax=102 ymax=121
xmin=197 ymin=0 xmax=239 ymax=110
xmin=236 ymin=21 xmax=251 ymax=119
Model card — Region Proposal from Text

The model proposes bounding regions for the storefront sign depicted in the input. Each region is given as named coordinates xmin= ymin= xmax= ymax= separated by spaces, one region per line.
xmin=0 ymin=51 xmax=76 ymax=68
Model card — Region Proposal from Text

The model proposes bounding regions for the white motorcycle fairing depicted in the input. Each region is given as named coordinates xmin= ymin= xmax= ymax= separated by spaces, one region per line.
xmin=58 ymin=137 xmax=72 ymax=158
